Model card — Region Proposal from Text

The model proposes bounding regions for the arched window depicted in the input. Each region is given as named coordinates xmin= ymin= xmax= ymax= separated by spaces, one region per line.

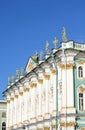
xmin=2 ymin=122 xmax=6 ymax=130
xmin=79 ymin=93 xmax=83 ymax=111
xmin=78 ymin=66 xmax=83 ymax=78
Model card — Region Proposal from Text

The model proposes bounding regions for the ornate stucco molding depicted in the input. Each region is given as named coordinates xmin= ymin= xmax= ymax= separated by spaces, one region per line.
xmin=58 ymin=62 xmax=74 ymax=69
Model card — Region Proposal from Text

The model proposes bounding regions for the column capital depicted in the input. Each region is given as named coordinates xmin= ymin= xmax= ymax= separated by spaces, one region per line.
xmin=38 ymin=79 xmax=43 ymax=84
xmin=58 ymin=62 xmax=74 ymax=69
xmin=60 ymin=122 xmax=76 ymax=127
xmin=24 ymin=87 xmax=30 ymax=92
xmin=51 ymin=68 xmax=57 ymax=75
xmin=44 ymin=74 xmax=50 ymax=80
xmin=30 ymin=83 xmax=37 ymax=88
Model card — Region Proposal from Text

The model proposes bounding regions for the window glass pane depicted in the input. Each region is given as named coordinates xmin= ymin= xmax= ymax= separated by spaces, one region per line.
xmin=78 ymin=66 xmax=83 ymax=77
xmin=79 ymin=93 xmax=83 ymax=111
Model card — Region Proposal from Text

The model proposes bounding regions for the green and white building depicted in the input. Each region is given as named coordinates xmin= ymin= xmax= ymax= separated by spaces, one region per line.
xmin=0 ymin=100 xmax=6 ymax=130
xmin=3 ymin=30 xmax=85 ymax=130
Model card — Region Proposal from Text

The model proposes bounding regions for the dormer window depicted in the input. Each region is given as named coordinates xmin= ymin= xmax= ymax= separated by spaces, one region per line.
xmin=78 ymin=66 xmax=83 ymax=78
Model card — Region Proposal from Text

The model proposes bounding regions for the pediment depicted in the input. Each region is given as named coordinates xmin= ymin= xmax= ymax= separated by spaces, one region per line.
xmin=26 ymin=57 xmax=38 ymax=73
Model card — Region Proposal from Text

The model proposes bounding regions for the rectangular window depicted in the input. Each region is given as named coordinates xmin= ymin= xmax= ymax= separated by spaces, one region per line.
xmin=79 ymin=93 xmax=83 ymax=111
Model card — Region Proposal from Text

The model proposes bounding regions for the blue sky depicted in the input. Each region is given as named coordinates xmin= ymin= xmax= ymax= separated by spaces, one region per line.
xmin=0 ymin=0 xmax=85 ymax=99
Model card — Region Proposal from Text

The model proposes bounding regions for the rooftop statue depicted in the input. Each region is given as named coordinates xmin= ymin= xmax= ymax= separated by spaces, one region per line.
xmin=46 ymin=41 xmax=50 ymax=54
xmin=8 ymin=77 xmax=11 ymax=86
xmin=53 ymin=37 xmax=58 ymax=48
xmin=16 ymin=69 xmax=20 ymax=79
xmin=62 ymin=27 xmax=67 ymax=42
xmin=21 ymin=68 xmax=24 ymax=76
xmin=11 ymin=75 xmax=15 ymax=83
xmin=40 ymin=51 xmax=43 ymax=61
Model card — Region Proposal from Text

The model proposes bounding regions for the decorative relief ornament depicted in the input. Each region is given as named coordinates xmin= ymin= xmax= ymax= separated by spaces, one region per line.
xmin=62 ymin=27 xmax=67 ymax=42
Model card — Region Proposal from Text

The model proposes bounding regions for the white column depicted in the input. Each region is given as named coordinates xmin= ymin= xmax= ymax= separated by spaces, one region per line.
xmin=44 ymin=74 xmax=50 ymax=116
xmin=62 ymin=67 xmax=67 ymax=108
xmin=18 ymin=91 xmax=23 ymax=125
xmin=67 ymin=68 xmax=74 ymax=108
xmin=23 ymin=87 xmax=29 ymax=123
xmin=51 ymin=69 xmax=57 ymax=112
xmin=30 ymin=83 xmax=37 ymax=120
xmin=38 ymin=79 xmax=43 ymax=117
xmin=13 ymin=95 xmax=18 ymax=126
xmin=9 ymin=97 xmax=14 ymax=127
xmin=6 ymin=97 xmax=10 ymax=130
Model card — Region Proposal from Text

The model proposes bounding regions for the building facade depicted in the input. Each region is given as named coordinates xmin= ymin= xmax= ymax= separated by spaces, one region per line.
xmin=3 ymin=36 xmax=85 ymax=130
xmin=0 ymin=100 xmax=6 ymax=130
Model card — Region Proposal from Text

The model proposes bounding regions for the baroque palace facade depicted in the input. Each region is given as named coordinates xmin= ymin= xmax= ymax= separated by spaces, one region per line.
xmin=3 ymin=29 xmax=85 ymax=130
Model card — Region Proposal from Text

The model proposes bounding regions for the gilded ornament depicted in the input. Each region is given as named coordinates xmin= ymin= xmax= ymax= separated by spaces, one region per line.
xmin=15 ymin=95 xmax=18 ymax=98
xmin=79 ymin=60 xmax=84 ymax=64
xmin=30 ymin=117 xmax=36 ymax=120
xmin=44 ymin=74 xmax=50 ymax=80
xmin=24 ymin=88 xmax=29 ymax=92
xmin=78 ymin=87 xmax=85 ymax=92
xmin=31 ymin=83 xmax=37 ymax=88
xmin=62 ymin=106 xmax=74 ymax=109
xmin=45 ymin=112 xmax=50 ymax=116
xmin=52 ymin=125 xmax=56 ymax=128
xmin=58 ymin=62 xmax=74 ymax=69
xmin=38 ymin=79 xmax=43 ymax=84
xmin=51 ymin=68 xmax=57 ymax=74
xmin=19 ymin=91 xmax=23 ymax=95
xmin=81 ymin=128 xmax=85 ymax=130
xmin=60 ymin=122 xmax=76 ymax=127
xmin=44 ymin=127 xmax=50 ymax=130
xmin=28 ymin=64 xmax=33 ymax=71
xmin=7 ymin=100 xmax=10 ymax=103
